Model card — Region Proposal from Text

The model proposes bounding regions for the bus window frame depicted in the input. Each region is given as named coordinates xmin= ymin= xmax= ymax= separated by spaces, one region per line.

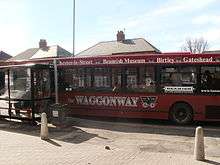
xmin=158 ymin=64 xmax=199 ymax=95
xmin=59 ymin=63 xmax=220 ymax=95
xmin=200 ymin=64 xmax=220 ymax=95
xmin=59 ymin=65 xmax=157 ymax=93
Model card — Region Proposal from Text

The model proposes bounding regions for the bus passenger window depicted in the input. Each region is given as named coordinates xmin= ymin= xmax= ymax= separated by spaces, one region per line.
xmin=126 ymin=66 xmax=155 ymax=93
xmin=112 ymin=68 xmax=122 ymax=92
xmin=94 ymin=68 xmax=111 ymax=88
xmin=126 ymin=68 xmax=137 ymax=88
xmin=201 ymin=67 xmax=220 ymax=92
xmin=141 ymin=66 xmax=155 ymax=93
xmin=0 ymin=71 xmax=5 ymax=95
xmin=161 ymin=66 xmax=197 ymax=93
xmin=59 ymin=68 xmax=92 ymax=91
xmin=170 ymin=73 xmax=182 ymax=86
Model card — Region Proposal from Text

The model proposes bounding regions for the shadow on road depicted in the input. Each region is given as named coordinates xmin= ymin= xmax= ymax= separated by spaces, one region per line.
xmin=0 ymin=118 xmax=100 ymax=144
xmin=70 ymin=116 xmax=220 ymax=138
xmin=203 ymin=159 xmax=220 ymax=165
xmin=44 ymin=139 xmax=62 ymax=147
xmin=1 ymin=116 xmax=220 ymax=144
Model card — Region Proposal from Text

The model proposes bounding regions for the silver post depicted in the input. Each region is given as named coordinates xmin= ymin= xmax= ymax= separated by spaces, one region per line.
xmin=40 ymin=112 xmax=49 ymax=140
xmin=194 ymin=126 xmax=205 ymax=161
xmin=53 ymin=59 xmax=58 ymax=104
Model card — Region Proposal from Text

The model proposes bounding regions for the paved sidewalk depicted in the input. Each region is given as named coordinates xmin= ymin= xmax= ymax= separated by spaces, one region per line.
xmin=0 ymin=118 xmax=220 ymax=165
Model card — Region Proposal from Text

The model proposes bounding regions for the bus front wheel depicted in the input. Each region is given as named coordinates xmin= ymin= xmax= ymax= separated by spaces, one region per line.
xmin=170 ymin=103 xmax=193 ymax=125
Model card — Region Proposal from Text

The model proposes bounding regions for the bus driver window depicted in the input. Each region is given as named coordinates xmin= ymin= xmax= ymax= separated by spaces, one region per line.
xmin=202 ymin=70 xmax=213 ymax=89
xmin=201 ymin=66 xmax=220 ymax=91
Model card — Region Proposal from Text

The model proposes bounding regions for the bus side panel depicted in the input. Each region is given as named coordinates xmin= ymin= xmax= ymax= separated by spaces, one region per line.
xmin=59 ymin=92 xmax=169 ymax=119
xmin=154 ymin=94 xmax=220 ymax=121
xmin=59 ymin=92 xmax=220 ymax=121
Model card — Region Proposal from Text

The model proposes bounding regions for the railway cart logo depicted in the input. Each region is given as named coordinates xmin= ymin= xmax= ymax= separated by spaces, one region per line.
xmin=140 ymin=96 xmax=157 ymax=108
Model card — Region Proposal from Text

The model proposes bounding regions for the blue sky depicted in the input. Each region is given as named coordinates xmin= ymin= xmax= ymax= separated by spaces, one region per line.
xmin=0 ymin=0 xmax=220 ymax=56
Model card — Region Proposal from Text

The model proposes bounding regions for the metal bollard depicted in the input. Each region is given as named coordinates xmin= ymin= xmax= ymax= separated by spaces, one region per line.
xmin=194 ymin=126 xmax=205 ymax=161
xmin=40 ymin=113 xmax=49 ymax=140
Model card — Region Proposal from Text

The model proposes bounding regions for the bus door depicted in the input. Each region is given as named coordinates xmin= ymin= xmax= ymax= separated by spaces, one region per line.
xmin=0 ymin=64 xmax=53 ymax=123
xmin=0 ymin=67 xmax=32 ymax=120
xmin=0 ymin=69 xmax=8 ymax=118
xmin=32 ymin=66 xmax=53 ymax=120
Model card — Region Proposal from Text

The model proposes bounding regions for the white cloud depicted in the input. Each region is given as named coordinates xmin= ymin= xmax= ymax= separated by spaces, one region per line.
xmin=81 ymin=0 xmax=219 ymax=53
xmin=127 ymin=0 xmax=216 ymax=26
xmin=1 ymin=0 xmax=217 ymax=55
xmin=76 ymin=38 xmax=101 ymax=54
xmin=0 ymin=24 xmax=31 ymax=56
xmin=202 ymin=28 xmax=220 ymax=49
xmin=151 ymin=0 xmax=216 ymax=16
xmin=168 ymin=27 xmax=220 ymax=51
xmin=78 ymin=0 xmax=218 ymax=53
xmin=203 ymin=29 xmax=220 ymax=41
xmin=193 ymin=15 xmax=220 ymax=25
xmin=114 ymin=0 xmax=128 ymax=8
xmin=0 ymin=1 xmax=30 ymax=56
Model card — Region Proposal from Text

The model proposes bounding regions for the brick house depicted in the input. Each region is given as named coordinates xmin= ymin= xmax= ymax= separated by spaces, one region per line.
xmin=8 ymin=39 xmax=72 ymax=62
xmin=77 ymin=31 xmax=161 ymax=56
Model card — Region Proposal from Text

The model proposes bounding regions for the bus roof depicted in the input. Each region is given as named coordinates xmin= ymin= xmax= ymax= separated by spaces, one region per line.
xmin=58 ymin=52 xmax=220 ymax=67
xmin=0 ymin=63 xmax=52 ymax=69
xmin=1 ymin=52 xmax=220 ymax=67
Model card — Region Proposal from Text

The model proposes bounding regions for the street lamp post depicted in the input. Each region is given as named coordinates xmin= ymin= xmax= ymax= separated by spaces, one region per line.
xmin=73 ymin=0 xmax=75 ymax=56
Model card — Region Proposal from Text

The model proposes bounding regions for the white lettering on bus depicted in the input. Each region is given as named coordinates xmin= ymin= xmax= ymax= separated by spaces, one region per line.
xmin=115 ymin=97 xmax=127 ymax=106
xmin=75 ymin=96 xmax=139 ymax=107
xmin=103 ymin=59 xmax=123 ymax=64
xmin=124 ymin=58 xmax=145 ymax=64
xmin=75 ymin=95 xmax=84 ymax=104
xmin=183 ymin=57 xmax=213 ymax=63
xmin=156 ymin=58 xmax=175 ymax=63
xmin=83 ymin=96 xmax=89 ymax=105
xmin=109 ymin=96 xmax=117 ymax=106
xmin=163 ymin=86 xmax=194 ymax=93
xmin=201 ymin=90 xmax=220 ymax=93
xmin=156 ymin=57 xmax=213 ymax=64
xmin=79 ymin=60 xmax=93 ymax=65
xmin=59 ymin=56 xmax=215 ymax=66
xmin=130 ymin=97 xmax=139 ymax=107
xmin=88 ymin=96 xmax=96 ymax=105
xmin=59 ymin=60 xmax=93 ymax=65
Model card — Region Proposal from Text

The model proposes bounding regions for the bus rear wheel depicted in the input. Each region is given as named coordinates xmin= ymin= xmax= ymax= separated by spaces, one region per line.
xmin=170 ymin=103 xmax=193 ymax=125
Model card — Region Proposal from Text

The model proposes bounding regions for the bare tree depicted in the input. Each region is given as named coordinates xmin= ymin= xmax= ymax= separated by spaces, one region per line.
xmin=181 ymin=38 xmax=209 ymax=53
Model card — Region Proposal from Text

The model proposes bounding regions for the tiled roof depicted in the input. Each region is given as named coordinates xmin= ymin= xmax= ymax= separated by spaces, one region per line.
xmin=77 ymin=38 xmax=161 ymax=56
xmin=0 ymin=51 xmax=12 ymax=61
xmin=8 ymin=45 xmax=72 ymax=62
xmin=30 ymin=45 xmax=72 ymax=59
xmin=8 ymin=48 xmax=39 ymax=61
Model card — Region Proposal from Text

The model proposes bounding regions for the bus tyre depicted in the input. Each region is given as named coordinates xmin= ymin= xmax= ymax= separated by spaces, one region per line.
xmin=170 ymin=103 xmax=193 ymax=125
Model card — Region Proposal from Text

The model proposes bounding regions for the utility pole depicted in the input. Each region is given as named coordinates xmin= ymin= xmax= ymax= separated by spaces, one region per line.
xmin=73 ymin=0 xmax=75 ymax=56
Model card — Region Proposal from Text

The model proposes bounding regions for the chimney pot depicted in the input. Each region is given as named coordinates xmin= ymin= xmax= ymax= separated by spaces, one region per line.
xmin=117 ymin=31 xmax=125 ymax=42
xmin=39 ymin=39 xmax=47 ymax=49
